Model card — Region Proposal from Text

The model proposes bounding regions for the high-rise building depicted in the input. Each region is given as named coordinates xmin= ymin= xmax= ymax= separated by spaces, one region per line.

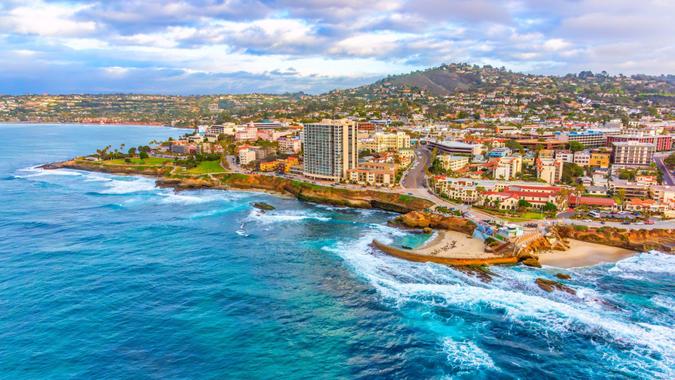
xmin=611 ymin=141 xmax=656 ymax=165
xmin=303 ymin=119 xmax=358 ymax=181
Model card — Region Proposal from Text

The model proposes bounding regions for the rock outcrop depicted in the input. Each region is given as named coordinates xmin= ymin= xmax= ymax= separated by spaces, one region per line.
xmin=555 ymin=225 xmax=675 ymax=252
xmin=535 ymin=278 xmax=576 ymax=295
xmin=393 ymin=211 xmax=477 ymax=234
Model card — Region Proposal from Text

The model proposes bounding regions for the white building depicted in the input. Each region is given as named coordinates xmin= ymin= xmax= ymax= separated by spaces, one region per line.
xmin=573 ymin=151 xmax=591 ymax=167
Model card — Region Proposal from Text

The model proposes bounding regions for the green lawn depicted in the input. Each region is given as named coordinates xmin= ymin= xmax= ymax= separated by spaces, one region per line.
xmin=502 ymin=212 xmax=546 ymax=222
xmin=187 ymin=160 xmax=225 ymax=174
xmin=104 ymin=157 xmax=172 ymax=166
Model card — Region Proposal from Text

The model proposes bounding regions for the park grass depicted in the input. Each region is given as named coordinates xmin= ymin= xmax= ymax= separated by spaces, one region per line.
xmin=187 ymin=160 xmax=225 ymax=174
xmin=104 ymin=157 xmax=172 ymax=166
xmin=502 ymin=212 xmax=546 ymax=222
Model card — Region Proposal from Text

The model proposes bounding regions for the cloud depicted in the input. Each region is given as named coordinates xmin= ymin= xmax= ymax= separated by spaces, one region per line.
xmin=0 ymin=0 xmax=672 ymax=94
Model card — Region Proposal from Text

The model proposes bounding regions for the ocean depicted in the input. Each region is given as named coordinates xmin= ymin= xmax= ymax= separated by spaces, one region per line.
xmin=0 ymin=123 xmax=673 ymax=379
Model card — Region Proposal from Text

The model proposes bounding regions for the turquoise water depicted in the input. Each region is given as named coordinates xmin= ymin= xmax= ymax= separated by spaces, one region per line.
xmin=0 ymin=124 xmax=673 ymax=379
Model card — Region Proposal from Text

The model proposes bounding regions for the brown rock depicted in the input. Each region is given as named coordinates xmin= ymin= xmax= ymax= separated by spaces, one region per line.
xmin=535 ymin=278 xmax=576 ymax=295
xmin=423 ymin=227 xmax=433 ymax=234
xmin=522 ymin=257 xmax=542 ymax=267
xmin=555 ymin=273 xmax=571 ymax=280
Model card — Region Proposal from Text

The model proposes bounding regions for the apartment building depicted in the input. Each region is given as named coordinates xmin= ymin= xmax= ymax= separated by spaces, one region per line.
xmin=611 ymin=141 xmax=656 ymax=166
xmin=438 ymin=155 xmax=470 ymax=172
xmin=536 ymin=157 xmax=564 ymax=184
xmin=373 ymin=132 xmax=411 ymax=152
xmin=607 ymin=134 xmax=672 ymax=151
xmin=494 ymin=156 xmax=523 ymax=180
xmin=278 ymin=137 xmax=302 ymax=154
xmin=573 ymin=151 xmax=591 ymax=166
xmin=347 ymin=162 xmax=397 ymax=187
xmin=562 ymin=130 xmax=611 ymax=148
xmin=303 ymin=119 xmax=358 ymax=181
xmin=555 ymin=150 xmax=574 ymax=163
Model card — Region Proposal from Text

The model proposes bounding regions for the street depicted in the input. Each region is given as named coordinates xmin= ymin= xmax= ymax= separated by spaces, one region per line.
xmin=653 ymin=153 xmax=675 ymax=186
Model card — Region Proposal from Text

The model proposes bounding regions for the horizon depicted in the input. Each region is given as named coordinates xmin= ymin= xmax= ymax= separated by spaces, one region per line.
xmin=1 ymin=0 xmax=674 ymax=95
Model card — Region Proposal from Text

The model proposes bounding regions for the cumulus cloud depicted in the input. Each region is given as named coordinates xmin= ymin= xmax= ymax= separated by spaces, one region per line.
xmin=0 ymin=0 xmax=672 ymax=94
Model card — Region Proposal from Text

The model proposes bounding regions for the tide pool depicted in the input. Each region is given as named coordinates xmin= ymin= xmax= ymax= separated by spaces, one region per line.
xmin=0 ymin=124 xmax=673 ymax=379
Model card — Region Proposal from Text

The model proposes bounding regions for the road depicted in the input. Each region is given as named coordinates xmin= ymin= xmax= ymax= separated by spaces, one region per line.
xmin=399 ymin=146 xmax=502 ymax=224
xmin=401 ymin=146 xmax=431 ymax=189
xmin=653 ymin=153 xmax=675 ymax=186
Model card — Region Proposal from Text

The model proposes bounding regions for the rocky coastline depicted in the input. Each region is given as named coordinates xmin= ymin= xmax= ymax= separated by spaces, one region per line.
xmin=42 ymin=159 xmax=434 ymax=214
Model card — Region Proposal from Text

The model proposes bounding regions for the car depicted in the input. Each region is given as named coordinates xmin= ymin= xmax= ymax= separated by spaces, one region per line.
xmin=600 ymin=221 xmax=606 ymax=225
xmin=407 ymin=192 xmax=413 ymax=195
xmin=645 ymin=220 xmax=655 ymax=225
xmin=622 ymin=220 xmax=631 ymax=225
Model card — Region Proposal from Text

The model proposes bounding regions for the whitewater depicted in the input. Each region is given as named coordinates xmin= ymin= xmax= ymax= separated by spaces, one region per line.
xmin=1 ymin=124 xmax=673 ymax=379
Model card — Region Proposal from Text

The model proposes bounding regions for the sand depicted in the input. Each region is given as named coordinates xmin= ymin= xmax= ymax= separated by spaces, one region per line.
xmin=414 ymin=230 xmax=496 ymax=259
xmin=539 ymin=239 xmax=636 ymax=268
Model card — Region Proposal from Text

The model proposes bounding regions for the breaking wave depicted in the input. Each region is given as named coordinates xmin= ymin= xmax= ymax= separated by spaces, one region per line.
xmin=323 ymin=227 xmax=675 ymax=377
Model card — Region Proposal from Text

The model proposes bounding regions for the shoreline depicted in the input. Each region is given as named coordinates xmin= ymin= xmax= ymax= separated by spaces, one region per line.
xmin=0 ymin=121 xmax=188 ymax=128
xmin=539 ymin=239 xmax=636 ymax=268
xmin=42 ymin=159 xmax=434 ymax=214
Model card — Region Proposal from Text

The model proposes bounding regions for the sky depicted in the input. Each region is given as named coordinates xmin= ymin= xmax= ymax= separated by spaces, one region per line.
xmin=0 ymin=0 xmax=673 ymax=95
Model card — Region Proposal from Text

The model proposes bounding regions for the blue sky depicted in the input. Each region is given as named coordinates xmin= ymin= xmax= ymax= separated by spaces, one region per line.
xmin=0 ymin=0 xmax=673 ymax=95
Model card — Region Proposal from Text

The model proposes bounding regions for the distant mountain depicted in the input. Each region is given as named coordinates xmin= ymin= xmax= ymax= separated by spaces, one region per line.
xmin=343 ymin=63 xmax=675 ymax=99
xmin=358 ymin=63 xmax=523 ymax=96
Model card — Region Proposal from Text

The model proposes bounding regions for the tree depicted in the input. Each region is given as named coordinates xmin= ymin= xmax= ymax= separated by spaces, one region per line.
xmin=569 ymin=141 xmax=585 ymax=152
xmin=518 ymin=199 xmax=532 ymax=209
xmin=665 ymin=152 xmax=675 ymax=169
xmin=561 ymin=162 xmax=584 ymax=184
xmin=505 ymin=140 xmax=524 ymax=154
xmin=618 ymin=169 xmax=636 ymax=181
xmin=127 ymin=147 xmax=137 ymax=157
xmin=542 ymin=202 xmax=558 ymax=212
xmin=139 ymin=151 xmax=149 ymax=160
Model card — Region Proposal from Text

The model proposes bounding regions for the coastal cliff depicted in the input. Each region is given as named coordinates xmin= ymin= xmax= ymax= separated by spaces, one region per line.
xmin=44 ymin=159 xmax=434 ymax=213
xmin=555 ymin=225 xmax=675 ymax=252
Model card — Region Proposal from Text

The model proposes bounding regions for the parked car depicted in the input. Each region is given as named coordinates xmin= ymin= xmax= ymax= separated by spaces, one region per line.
xmin=645 ymin=219 xmax=655 ymax=225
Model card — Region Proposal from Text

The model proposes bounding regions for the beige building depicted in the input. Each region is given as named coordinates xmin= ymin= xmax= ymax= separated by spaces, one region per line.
xmin=373 ymin=132 xmax=411 ymax=152
xmin=303 ymin=119 xmax=358 ymax=181
xmin=536 ymin=157 xmax=564 ymax=184
xmin=238 ymin=147 xmax=258 ymax=166
xmin=611 ymin=141 xmax=656 ymax=166
xmin=494 ymin=156 xmax=523 ymax=180
xmin=438 ymin=155 xmax=469 ymax=172
xmin=347 ymin=162 xmax=397 ymax=187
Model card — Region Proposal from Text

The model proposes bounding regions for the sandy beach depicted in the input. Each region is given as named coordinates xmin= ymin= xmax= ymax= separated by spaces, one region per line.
xmin=539 ymin=239 xmax=636 ymax=268
xmin=414 ymin=230 xmax=496 ymax=259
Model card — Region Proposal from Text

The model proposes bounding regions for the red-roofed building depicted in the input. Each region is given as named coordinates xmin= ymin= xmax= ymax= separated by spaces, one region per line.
xmin=480 ymin=185 xmax=565 ymax=211
xmin=568 ymin=195 xmax=617 ymax=210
